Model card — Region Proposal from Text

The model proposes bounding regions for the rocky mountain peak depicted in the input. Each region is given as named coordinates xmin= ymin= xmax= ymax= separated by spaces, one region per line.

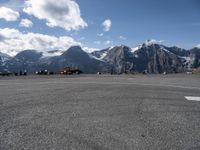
xmin=1 ymin=41 xmax=200 ymax=74
xmin=14 ymin=50 xmax=43 ymax=62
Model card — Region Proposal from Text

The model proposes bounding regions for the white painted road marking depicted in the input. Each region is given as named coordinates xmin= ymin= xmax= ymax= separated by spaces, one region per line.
xmin=185 ymin=96 xmax=200 ymax=101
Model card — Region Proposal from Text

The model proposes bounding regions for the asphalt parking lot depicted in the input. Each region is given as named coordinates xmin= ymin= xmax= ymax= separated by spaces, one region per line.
xmin=0 ymin=74 xmax=200 ymax=150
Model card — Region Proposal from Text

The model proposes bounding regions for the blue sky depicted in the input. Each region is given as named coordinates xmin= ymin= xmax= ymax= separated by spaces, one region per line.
xmin=77 ymin=0 xmax=200 ymax=48
xmin=0 ymin=0 xmax=199 ymax=55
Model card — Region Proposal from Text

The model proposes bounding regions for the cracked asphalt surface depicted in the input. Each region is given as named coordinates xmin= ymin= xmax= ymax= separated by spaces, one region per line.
xmin=0 ymin=74 xmax=200 ymax=150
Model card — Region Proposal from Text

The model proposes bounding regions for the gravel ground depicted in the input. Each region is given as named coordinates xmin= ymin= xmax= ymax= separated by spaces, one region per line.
xmin=0 ymin=74 xmax=200 ymax=150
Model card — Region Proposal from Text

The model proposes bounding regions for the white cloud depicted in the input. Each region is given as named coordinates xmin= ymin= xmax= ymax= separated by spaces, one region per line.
xmin=0 ymin=7 xmax=19 ymax=21
xmin=82 ymin=47 xmax=99 ymax=53
xmin=23 ymin=0 xmax=88 ymax=31
xmin=102 ymin=19 xmax=112 ymax=32
xmin=144 ymin=39 xmax=164 ymax=46
xmin=19 ymin=19 xmax=33 ymax=28
xmin=0 ymin=28 xmax=80 ymax=56
xmin=97 ymin=33 xmax=104 ymax=37
xmin=119 ymin=36 xmax=126 ymax=40
xmin=104 ymin=40 xmax=112 ymax=45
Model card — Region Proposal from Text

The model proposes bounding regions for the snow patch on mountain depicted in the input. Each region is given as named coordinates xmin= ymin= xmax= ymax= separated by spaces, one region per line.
xmin=160 ymin=47 xmax=172 ymax=54
xmin=181 ymin=56 xmax=192 ymax=63
xmin=89 ymin=51 xmax=108 ymax=61
xmin=99 ymin=47 xmax=114 ymax=59
xmin=131 ymin=45 xmax=142 ymax=53
xmin=99 ymin=52 xmax=108 ymax=60
xmin=195 ymin=44 xmax=200 ymax=48
xmin=90 ymin=46 xmax=113 ymax=61
xmin=0 ymin=52 xmax=11 ymax=66
xmin=88 ymin=54 xmax=105 ymax=62
xmin=0 ymin=52 xmax=10 ymax=58
xmin=179 ymin=56 xmax=195 ymax=64
xmin=134 ymin=54 xmax=139 ymax=58
xmin=179 ymin=56 xmax=195 ymax=69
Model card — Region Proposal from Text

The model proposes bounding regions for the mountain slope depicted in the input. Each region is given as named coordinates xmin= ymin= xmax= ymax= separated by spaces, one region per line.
xmin=6 ymin=50 xmax=43 ymax=72
xmin=47 ymin=46 xmax=110 ymax=73
xmin=102 ymin=45 xmax=136 ymax=73
xmin=188 ymin=47 xmax=200 ymax=68
xmin=0 ymin=52 xmax=12 ymax=71
xmin=91 ymin=47 xmax=111 ymax=60
xmin=133 ymin=44 xmax=184 ymax=73
xmin=90 ymin=42 xmax=200 ymax=74
xmin=1 ymin=42 xmax=200 ymax=74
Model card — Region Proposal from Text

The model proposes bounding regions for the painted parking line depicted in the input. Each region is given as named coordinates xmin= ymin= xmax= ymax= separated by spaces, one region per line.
xmin=185 ymin=96 xmax=200 ymax=101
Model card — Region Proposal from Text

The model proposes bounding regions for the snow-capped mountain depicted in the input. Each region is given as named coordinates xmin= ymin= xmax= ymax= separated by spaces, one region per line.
xmin=0 ymin=41 xmax=200 ymax=74
xmin=91 ymin=47 xmax=113 ymax=60
xmin=101 ymin=45 xmax=137 ymax=73
xmin=132 ymin=43 xmax=184 ymax=73
xmin=45 ymin=46 xmax=109 ymax=73
xmin=0 ymin=52 xmax=12 ymax=71
xmin=0 ymin=52 xmax=11 ymax=64
xmin=1 ymin=46 xmax=109 ymax=73
xmin=90 ymin=42 xmax=200 ymax=74
xmin=131 ymin=45 xmax=142 ymax=53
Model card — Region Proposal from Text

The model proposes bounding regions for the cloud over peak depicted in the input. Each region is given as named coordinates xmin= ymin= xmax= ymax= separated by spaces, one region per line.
xmin=0 ymin=28 xmax=80 ymax=56
xmin=23 ymin=0 xmax=88 ymax=31
xmin=0 ymin=7 xmax=19 ymax=21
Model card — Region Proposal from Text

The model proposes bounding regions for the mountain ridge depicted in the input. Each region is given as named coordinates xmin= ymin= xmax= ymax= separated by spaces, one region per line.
xmin=0 ymin=41 xmax=200 ymax=74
